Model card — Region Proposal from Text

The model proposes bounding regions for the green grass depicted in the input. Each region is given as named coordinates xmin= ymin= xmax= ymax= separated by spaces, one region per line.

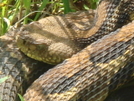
xmin=0 ymin=0 xmax=99 ymax=99
xmin=0 ymin=76 xmax=9 ymax=101
xmin=18 ymin=93 xmax=25 ymax=101
xmin=0 ymin=0 xmax=99 ymax=36
xmin=0 ymin=76 xmax=9 ymax=83
xmin=0 ymin=76 xmax=24 ymax=101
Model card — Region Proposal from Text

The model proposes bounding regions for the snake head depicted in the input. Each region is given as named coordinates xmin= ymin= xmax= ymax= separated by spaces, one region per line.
xmin=16 ymin=16 xmax=86 ymax=65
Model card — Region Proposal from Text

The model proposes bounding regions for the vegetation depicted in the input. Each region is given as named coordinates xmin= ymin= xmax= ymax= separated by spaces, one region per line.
xmin=0 ymin=0 xmax=99 ymax=36
xmin=0 ymin=0 xmax=99 ymax=100
xmin=0 ymin=76 xmax=9 ymax=101
xmin=0 ymin=76 xmax=9 ymax=83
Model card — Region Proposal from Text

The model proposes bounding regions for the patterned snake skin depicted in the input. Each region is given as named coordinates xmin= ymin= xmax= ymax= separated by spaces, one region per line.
xmin=16 ymin=10 xmax=95 ymax=65
xmin=0 ymin=30 xmax=53 ymax=101
xmin=0 ymin=8 xmax=95 ymax=101
xmin=22 ymin=0 xmax=134 ymax=101
xmin=17 ymin=0 xmax=133 ymax=65
xmin=0 ymin=0 xmax=134 ymax=101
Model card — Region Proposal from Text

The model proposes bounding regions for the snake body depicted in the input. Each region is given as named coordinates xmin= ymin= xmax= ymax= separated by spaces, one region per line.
xmin=24 ymin=21 xmax=134 ymax=101
xmin=17 ymin=0 xmax=133 ymax=65
xmin=0 ymin=10 xmax=94 ymax=101
xmin=1 ymin=0 xmax=134 ymax=101
xmin=0 ymin=29 xmax=53 ymax=101
xmin=21 ymin=0 xmax=134 ymax=101
xmin=16 ymin=10 xmax=95 ymax=65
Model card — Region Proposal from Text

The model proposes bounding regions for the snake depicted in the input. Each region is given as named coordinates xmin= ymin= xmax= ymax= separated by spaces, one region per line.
xmin=0 ymin=0 xmax=134 ymax=101
xmin=20 ymin=0 xmax=134 ymax=100
xmin=17 ymin=0 xmax=133 ymax=65
xmin=0 ymin=9 xmax=94 ymax=101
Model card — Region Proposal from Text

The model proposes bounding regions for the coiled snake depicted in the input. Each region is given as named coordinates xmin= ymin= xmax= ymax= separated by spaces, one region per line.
xmin=1 ymin=0 xmax=134 ymax=101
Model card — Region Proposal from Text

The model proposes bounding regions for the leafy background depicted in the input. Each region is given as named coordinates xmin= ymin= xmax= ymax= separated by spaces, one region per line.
xmin=0 ymin=0 xmax=99 ymax=36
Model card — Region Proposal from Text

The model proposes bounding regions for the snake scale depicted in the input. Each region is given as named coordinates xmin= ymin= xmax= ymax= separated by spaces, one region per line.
xmin=0 ymin=8 xmax=94 ymax=101
xmin=1 ymin=0 xmax=134 ymax=101
xmin=17 ymin=0 xmax=133 ymax=65
xmin=0 ymin=30 xmax=53 ymax=101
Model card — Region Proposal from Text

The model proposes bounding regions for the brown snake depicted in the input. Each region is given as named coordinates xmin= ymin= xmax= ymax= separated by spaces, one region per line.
xmin=0 ymin=0 xmax=134 ymax=101
xmin=0 ymin=8 xmax=94 ymax=101
xmin=20 ymin=0 xmax=134 ymax=101
xmin=24 ymin=22 xmax=134 ymax=101
xmin=17 ymin=0 xmax=133 ymax=65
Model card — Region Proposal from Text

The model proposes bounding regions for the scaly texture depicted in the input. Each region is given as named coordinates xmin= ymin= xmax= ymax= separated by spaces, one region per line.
xmin=0 ymin=10 xmax=95 ymax=101
xmin=24 ymin=21 xmax=134 ymax=101
xmin=23 ymin=0 xmax=134 ymax=101
xmin=0 ymin=30 xmax=52 ymax=101
xmin=17 ymin=0 xmax=133 ymax=65
xmin=1 ymin=0 xmax=134 ymax=101
xmin=78 ymin=0 xmax=132 ymax=45
xmin=17 ymin=10 xmax=95 ymax=64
